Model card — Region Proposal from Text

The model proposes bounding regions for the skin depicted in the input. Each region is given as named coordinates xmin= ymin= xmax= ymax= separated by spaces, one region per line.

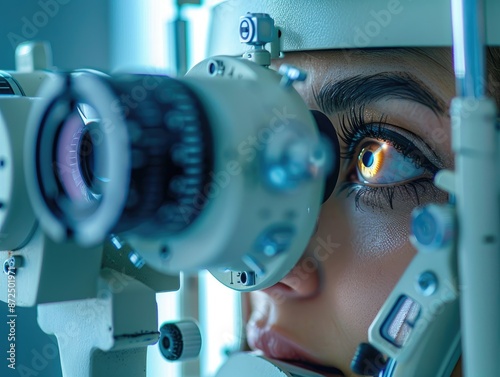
xmin=245 ymin=48 xmax=462 ymax=377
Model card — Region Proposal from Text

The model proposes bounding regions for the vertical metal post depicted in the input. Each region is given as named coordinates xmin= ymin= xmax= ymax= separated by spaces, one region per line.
xmin=168 ymin=0 xmax=201 ymax=77
xmin=450 ymin=0 xmax=500 ymax=376
xmin=451 ymin=0 xmax=487 ymax=97
xmin=170 ymin=17 xmax=189 ymax=77
xmin=179 ymin=274 xmax=201 ymax=377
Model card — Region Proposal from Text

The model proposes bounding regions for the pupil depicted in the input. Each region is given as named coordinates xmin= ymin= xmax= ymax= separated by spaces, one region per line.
xmin=362 ymin=150 xmax=374 ymax=168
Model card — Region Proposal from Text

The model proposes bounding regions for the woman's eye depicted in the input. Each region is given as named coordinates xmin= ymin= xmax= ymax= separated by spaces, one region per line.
xmin=336 ymin=112 xmax=445 ymax=209
xmin=356 ymin=139 xmax=426 ymax=185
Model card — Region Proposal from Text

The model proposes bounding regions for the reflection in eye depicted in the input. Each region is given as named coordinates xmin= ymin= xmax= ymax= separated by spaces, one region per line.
xmin=337 ymin=108 xmax=444 ymax=210
xmin=357 ymin=140 xmax=426 ymax=185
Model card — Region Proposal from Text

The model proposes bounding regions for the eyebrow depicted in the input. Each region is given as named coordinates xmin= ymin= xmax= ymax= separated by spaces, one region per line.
xmin=313 ymin=72 xmax=447 ymax=116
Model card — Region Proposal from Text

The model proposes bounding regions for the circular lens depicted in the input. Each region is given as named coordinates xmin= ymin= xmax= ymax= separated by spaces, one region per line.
xmin=54 ymin=104 xmax=104 ymax=210
xmin=32 ymin=71 xmax=213 ymax=245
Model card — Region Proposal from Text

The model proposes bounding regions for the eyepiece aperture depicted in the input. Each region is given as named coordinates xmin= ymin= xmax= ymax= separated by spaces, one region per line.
xmin=30 ymin=71 xmax=213 ymax=246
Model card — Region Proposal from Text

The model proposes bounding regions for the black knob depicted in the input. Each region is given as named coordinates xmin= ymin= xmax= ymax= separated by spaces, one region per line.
xmin=351 ymin=342 xmax=388 ymax=376
xmin=159 ymin=321 xmax=202 ymax=361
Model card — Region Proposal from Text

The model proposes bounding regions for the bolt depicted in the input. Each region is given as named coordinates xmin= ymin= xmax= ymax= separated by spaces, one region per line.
xmin=279 ymin=64 xmax=307 ymax=88
xmin=207 ymin=59 xmax=225 ymax=76
xmin=239 ymin=19 xmax=251 ymax=41
xmin=160 ymin=245 xmax=170 ymax=260
xmin=416 ymin=271 xmax=438 ymax=296
xmin=109 ymin=234 xmax=124 ymax=250
xmin=128 ymin=250 xmax=145 ymax=269
xmin=3 ymin=256 xmax=23 ymax=274
xmin=3 ymin=260 xmax=10 ymax=275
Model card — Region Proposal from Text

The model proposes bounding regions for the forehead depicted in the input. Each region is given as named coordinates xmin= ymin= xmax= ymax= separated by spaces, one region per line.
xmin=278 ymin=48 xmax=455 ymax=104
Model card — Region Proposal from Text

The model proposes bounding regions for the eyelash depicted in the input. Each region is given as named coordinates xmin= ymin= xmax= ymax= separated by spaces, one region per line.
xmin=336 ymin=106 xmax=440 ymax=210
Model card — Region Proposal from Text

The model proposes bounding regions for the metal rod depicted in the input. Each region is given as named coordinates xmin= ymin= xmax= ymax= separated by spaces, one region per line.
xmin=450 ymin=1 xmax=500 ymax=376
xmin=451 ymin=0 xmax=487 ymax=97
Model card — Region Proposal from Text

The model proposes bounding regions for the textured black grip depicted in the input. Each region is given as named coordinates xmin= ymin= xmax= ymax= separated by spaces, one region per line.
xmin=109 ymin=74 xmax=213 ymax=234
xmin=159 ymin=323 xmax=184 ymax=361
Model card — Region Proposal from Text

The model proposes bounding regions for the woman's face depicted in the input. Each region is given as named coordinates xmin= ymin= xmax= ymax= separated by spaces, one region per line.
xmin=246 ymin=48 xmax=454 ymax=376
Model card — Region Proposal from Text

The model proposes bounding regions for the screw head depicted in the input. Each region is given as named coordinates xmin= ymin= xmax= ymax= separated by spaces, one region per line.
xmin=3 ymin=259 xmax=10 ymax=274
xmin=160 ymin=245 xmax=171 ymax=260
xmin=207 ymin=59 xmax=225 ymax=76
xmin=128 ymin=250 xmax=145 ymax=269
xmin=416 ymin=271 xmax=438 ymax=296
xmin=3 ymin=256 xmax=23 ymax=274
xmin=239 ymin=19 xmax=253 ymax=42
xmin=239 ymin=13 xmax=274 ymax=46
xmin=279 ymin=64 xmax=307 ymax=88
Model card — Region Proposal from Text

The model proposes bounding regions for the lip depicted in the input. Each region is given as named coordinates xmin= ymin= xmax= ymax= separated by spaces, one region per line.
xmin=246 ymin=323 xmax=324 ymax=365
xmin=246 ymin=323 xmax=346 ymax=376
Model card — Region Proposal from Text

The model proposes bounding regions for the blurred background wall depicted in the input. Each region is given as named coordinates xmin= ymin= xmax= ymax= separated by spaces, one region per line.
xmin=0 ymin=0 xmax=110 ymax=70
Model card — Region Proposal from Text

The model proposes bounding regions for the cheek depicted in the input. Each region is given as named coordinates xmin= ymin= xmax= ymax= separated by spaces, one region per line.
xmin=349 ymin=185 xmax=449 ymax=256
xmin=350 ymin=202 xmax=412 ymax=257
xmin=316 ymin=198 xmax=417 ymax=345
xmin=330 ymin=257 xmax=409 ymax=352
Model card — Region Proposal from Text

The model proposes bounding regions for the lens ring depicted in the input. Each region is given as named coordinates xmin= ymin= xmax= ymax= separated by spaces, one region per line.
xmin=32 ymin=72 xmax=130 ymax=245
xmin=31 ymin=71 xmax=213 ymax=245
xmin=52 ymin=107 xmax=101 ymax=206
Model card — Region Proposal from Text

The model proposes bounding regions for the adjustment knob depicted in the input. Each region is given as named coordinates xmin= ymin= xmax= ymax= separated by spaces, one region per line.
xmin=108 ymin=74 xmax=213 ymax=234
xmin=239 ymin=13 xmax=274 ymax=46
xmin=410 ymin=204 xmax=455 ymax=250
xmin=279 ymin=64 xmax=307 ymax=88
xmin=262 ymin=126 xmax=328 ymax=192
xmin=351 ymin=342 xmax=387 ymax=376
xmin=159 ymin=320 xmax=202 ymax=361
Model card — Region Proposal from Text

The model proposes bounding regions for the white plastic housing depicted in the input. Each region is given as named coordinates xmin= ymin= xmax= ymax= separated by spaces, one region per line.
xmin=208 ymin=0 xmax=500 ymax=57
xmin=129 ymin=57 xmax=326 ymax=291
xmin=0 ymin=96 xmax=38 ymax=251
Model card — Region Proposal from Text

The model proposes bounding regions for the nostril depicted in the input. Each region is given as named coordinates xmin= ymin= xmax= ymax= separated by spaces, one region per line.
xmin=263 ymin=254 xmax=322 ymax=300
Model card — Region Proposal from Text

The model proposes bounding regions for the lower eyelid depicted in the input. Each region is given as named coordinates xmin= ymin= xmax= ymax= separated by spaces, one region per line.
xmin=338 ymin=178 xmax=441 ymax=210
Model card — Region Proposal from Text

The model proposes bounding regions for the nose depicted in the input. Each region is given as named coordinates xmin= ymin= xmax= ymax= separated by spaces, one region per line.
xmin=263 ymin=250 xmax=322 ymax=300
